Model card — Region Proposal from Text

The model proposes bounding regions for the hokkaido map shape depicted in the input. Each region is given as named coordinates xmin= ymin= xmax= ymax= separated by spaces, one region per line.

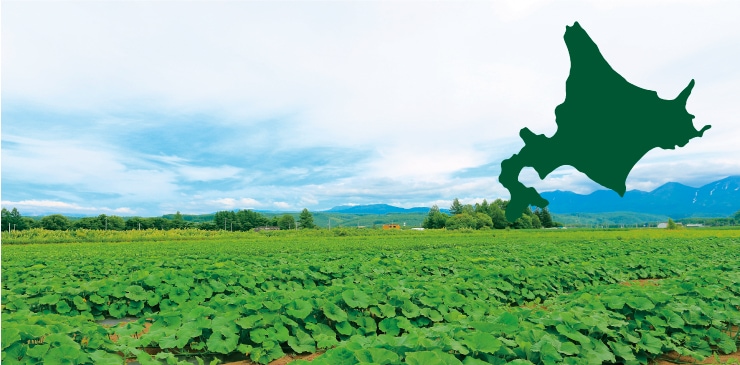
xmin=499 ymin=22 xmax=711 ymax=223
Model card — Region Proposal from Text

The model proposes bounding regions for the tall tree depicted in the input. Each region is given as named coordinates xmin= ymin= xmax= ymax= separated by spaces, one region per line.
xmin=449 ymin=198 xmax=464 ymax=215
xmin=106 ymin=215 xmax=126 ymax=231
xmin=1 ymin=207 xmax=29 ymax=231
xmin=538 ymin=207 xmax=554 ymax=228
xmin=235 ymin=209 xmax=269 ymax=231
xmin=171 ymin=211 xmax=186 ymax=229
xmin=477 ymin=199 xmax=490 ymax=214
xmin=488 ymin=204 xmax=508 ymax=229
xmin=278 ymin=214 xmax=296 ymax=230
xmin=40 ymin=214 xmax=71 ymax=231
xmin=298 ymin=208 xmax=316 ymax=229
xmin=531 ymin=213 xmax=542 ymax=229
xmin=423 ymin=205 xmax=448 ymax=229
xmin=214 ymin=211 xmax=236 ymax=231
xmin=126 ymin=217 xmax=150 ymax=230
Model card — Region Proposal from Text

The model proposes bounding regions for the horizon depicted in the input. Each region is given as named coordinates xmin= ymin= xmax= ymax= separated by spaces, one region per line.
xmin=7 ymin=175 xmax=738 ymax=218
xmin=3 ymin=2 xmax=740 ymax=217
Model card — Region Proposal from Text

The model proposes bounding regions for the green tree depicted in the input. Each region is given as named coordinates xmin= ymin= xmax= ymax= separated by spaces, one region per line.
xmin=125 ymin=217 xmax=150 ymax=230
xmin=667 ymin=218 xmax=677 ymax=230
xmin=214 ymin=211 xmax=236 ymax=231
xmin=73 ymin=217 xmax=102 ymax=230
xmin=148 ymin=217 xmax=171 ymax=230
xmin=449 ymin=198 xmax=464 ymax=215
xmin=534 ymin=207 xmax=554 ymax=228
xmin=445 ymin=213 xmax=477 ymax=230
xmin=531 ymin=213 xmax=542 ymax=229
xmin=461 ymin=204 xmax=475 ymax=215
xmin=22 ymin=217 xmax=39 ymax=229
xmin=512 ymin=214 xmax=533 ymax=229
xmin=1 ymin=207 xmax=29 ymax=231
xmin=171 ymin=211 xmax=186 ymax=229
xmin=734 ymin=210 xmax=740 ymax=225
xmin=475 ymin=199 xmax=490 ymax=214
xmin=422 ymin=205 xmax=448 ymax=229
xmin=298 ymin=208 xmax=316 ymax=229
xmin=487 ymin=204 xmax=508 ymax=229
xmin=278 ymin=214 xmax=296 ymax=230
xmin=107 ymin=215 xmax=126 ymax=230
xmin=198 ymin=222 xmax=219 ymax=231
xmin=474 ymin=213 xmax=493 ymax=229
xmin=235 ymin=209 xmax=269 ymax=231
xmin=40 ymin=214 xmax=71 ymax=230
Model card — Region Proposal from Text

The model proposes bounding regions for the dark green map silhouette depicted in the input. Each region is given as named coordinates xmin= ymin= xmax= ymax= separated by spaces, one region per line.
xmin=500 ymin=22 xmax=711 ymax=222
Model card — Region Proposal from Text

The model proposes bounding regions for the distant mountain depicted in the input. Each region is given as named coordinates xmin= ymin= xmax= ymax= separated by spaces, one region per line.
xmin=541 ymin=176 xmax=740 ymax=218
xmin=325 ymin=204 xmax=444 ymax=214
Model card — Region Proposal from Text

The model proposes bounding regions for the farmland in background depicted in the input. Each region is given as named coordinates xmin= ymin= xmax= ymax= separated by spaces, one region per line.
xmin=2 ymin=228 xmax=739 ymax=364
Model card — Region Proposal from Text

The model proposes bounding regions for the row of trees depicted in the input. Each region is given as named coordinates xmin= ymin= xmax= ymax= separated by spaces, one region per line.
xmin=423 ymin=198 xmax=560 ymax=230
xmin=211 ymin=208 xmax=315 ymax=232
xmin=0 ymin=207 xmax=317 ymax=232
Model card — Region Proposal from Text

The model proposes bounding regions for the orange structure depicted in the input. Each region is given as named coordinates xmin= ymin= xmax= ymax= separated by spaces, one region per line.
xmin=382 ymin=224 xmax=401 ymax=230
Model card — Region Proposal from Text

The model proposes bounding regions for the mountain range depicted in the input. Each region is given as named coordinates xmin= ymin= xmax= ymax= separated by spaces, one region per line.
xmin=541 ymin=176 xmax=740 ymax=218
xmin=321 ymin=176 xmax=739 ymax=219
xmin=325 ymin=204 xmax=448 ymax=214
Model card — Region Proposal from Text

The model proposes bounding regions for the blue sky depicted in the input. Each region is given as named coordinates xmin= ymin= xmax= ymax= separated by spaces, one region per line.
xmin=2 ymin=1 xmax=739 ymax=216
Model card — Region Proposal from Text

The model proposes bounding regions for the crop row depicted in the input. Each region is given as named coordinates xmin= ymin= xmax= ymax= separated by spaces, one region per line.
xmin=2 ymin=231 xmax=740 ymax=364
xmin=4 ymin=268 xmax=739 ymax=364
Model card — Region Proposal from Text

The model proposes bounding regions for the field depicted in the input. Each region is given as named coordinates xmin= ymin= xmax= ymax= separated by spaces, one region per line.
xmin=2 ymin=228 xmax=740 ymax=365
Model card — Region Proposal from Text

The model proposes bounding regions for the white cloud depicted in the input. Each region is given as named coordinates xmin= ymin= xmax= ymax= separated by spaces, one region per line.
xmin=273 ymin=202 xmax=291 ymax=209
xmin=209 ymin=198 xmax=262 ymax=210
xmin=2 ymin=1 xmax=739 ymax=215
xmin=1 ymin=200 xmax=134 ymax=216
xmin=176 ymin=165 xmax=243 ymax=182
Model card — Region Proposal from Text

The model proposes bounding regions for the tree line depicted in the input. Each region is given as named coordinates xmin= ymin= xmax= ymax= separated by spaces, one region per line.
xmin=423 ymin=198 xmax=560 ymax=230
xmin=0 ymin=207 xmax=317 ymax=232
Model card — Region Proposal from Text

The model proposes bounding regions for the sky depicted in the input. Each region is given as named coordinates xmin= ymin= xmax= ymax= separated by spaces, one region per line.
xmin=2 ymin=1 xmax=739 ymax=217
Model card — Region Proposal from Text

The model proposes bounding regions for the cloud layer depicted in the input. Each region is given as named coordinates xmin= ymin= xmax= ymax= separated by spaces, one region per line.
xmin=2 ymin=1 xmax=739 ymax=216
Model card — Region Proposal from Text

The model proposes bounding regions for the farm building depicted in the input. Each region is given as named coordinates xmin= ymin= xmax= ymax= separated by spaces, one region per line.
xmin=382 ymin=224 xmax=401 ymax=230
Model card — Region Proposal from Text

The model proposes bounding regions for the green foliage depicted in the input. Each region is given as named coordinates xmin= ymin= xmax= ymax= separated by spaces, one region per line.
xmin=213 ymin=209 xmax=270 ymax=231
xmin=299 ymin=208 xmax=316 ymax=229
xmin=667 ymin=218 xmax=678 ymax=230
xmin=1 ymin=207 xmax=29 ymax=231
xmin=445 ymin=213 xmax=494 ymax=230
xmin=278 ymin=214 xmax=296 ymax=230
xmin=40 ymin=214 xmax=71 ymax=231
xmin=2 ymin=229 xmax=740 ymax=364
xmin=72 ymin=214 xmax=125 ymax=231
xmin=513 ymin=214 xmax=532 ymax=229
xmin=445 ymin=213 xmax=477 ymax=230
xmin=449 ymin=198 xmax=464 ymax=215
xmin=537 ymin=207 xmax=554 ymax=228
xmin=423 ymin=205 xmax=448 ymax=229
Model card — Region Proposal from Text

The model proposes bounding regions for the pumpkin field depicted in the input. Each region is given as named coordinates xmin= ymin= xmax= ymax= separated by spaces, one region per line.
xmin=2 ymin=228 xmax=739 ymax=364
